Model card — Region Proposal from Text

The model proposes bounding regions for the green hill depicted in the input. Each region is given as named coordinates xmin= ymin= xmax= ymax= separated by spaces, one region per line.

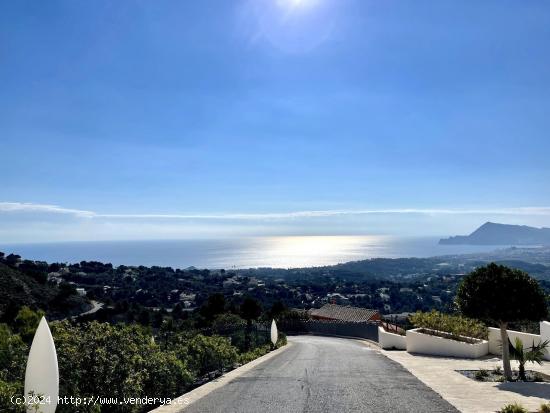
xmin=0 ymin=262 xmax=89 ymax=321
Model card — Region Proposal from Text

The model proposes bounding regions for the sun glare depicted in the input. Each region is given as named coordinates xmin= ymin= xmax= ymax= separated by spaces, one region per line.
xmin=277 ymin=0 xmax=317 ymax=11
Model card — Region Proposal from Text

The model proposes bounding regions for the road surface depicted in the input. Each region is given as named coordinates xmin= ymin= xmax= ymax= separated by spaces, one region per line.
xmin=70 ymin=300 xmax=104 ymax=319
xmin=182 ymin=335 xmax=458 ymax=413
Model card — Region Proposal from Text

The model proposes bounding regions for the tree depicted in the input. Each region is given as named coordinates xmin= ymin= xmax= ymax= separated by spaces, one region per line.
xmin=269 ymin=301 xmax=287 ymax=321
xmin=4 ymin=254 xmax=21 ymax=266
xmin=240 ymin=297 xmax=262 ymax=350
xmin=14 ymin=307 xmax=45 ymax=344
xmin=456 ymin=263 xmax=548 ymax=381
xmin=200 ymin=293 xmax=226 ymax=322
xmin=240 ymin=297 xmax=262 ymax=324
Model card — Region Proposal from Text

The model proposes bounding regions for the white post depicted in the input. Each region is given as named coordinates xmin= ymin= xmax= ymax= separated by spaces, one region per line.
xmin=271 ymin=319 xmax=278 ymax=347
xmin=24 ymin=317 xmax=59 ymax=413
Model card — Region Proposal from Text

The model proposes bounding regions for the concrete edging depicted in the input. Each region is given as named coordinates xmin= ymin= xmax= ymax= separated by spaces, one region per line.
xmin=149 ymin=343 xmax=292 ymax=412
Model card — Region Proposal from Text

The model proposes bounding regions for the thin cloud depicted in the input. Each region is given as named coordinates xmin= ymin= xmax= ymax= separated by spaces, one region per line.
xmin=2 ymin=202 xmax=550 ymax=221
xmin=0 ymin=202 xmax=95 ymax=217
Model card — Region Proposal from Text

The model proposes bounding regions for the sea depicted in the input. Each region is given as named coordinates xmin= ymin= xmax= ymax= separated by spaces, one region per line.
xmin=0 ymin=236 xmax=508 ymax=270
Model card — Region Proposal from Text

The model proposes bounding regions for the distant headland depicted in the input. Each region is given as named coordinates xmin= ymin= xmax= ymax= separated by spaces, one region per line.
xmin=440 ymin=222 xmax=550 ymax=245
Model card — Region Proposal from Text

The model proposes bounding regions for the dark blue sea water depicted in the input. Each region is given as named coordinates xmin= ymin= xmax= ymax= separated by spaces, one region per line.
xmin=0 ymin=236 xmax=507 ymax=269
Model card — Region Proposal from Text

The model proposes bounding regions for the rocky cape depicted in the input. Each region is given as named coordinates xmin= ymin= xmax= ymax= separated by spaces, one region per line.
xmin=439 ymin=222 xmax=550 ymax=245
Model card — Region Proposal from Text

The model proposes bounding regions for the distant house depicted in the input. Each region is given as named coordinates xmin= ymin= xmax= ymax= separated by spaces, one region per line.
xmin=326 ymin=293 xmax=349 ymax=303
xmin=47 ymin=272 xmax=62 ymax=284
xmin=222 ymin=277 xmax=240 ymax=288
xmin=309 ymin=304 xmax=380 ymax=323
xmin=179 ymin=292 xmax=196 ymax=302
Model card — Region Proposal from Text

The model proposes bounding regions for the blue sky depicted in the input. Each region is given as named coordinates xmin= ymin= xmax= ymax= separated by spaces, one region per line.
xmin=1 ymin=0 xmax=550 ymax=242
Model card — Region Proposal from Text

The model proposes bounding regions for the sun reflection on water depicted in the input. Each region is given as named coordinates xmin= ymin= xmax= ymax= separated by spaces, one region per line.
xmin=236 ymin=235 xmax=391 ymax=268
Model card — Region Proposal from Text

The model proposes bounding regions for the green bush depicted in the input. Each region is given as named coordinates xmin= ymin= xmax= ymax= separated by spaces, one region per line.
xmin=0 ymin=324 xmax=27 ymax=413
xmin=239 ymin=344 xmax=272 ymax=364
xmin=0 ymin=379 xmax=25 ymax=413
xmin=52 ymin=321 xmax=195 ymax=412
xmin=238 ymin=333 xmax=288 ymax=365
xmin=410 ymin=310 xmax=487 ymax=343
xmin=499 ymin=403 xmax=528 ymax=413
xmin=0 ymin=324 xmax=27 ymax=382
xmin=538 ymin=403 xmax=550 ymax=413
xmin=179 ymin=334 xmax=238 ymax=376
xmin=142 ymin=350 xmax=193 ymax=400
xmin=53 ymin=321 xmax=150 ymax=412
xmin=474 ymin=369 xmax=489 ymax=381
xmin=0 ymin=317 xmax=285 ymax=413
xmin=14 ymin=307 xmax=45 ymax=344
xmin=277 ymin=333 xmax=287 ymax=347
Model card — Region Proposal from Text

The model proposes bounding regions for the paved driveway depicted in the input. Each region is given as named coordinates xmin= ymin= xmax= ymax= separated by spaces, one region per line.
xmin=182 ymin=335 xmax=458 ymax=413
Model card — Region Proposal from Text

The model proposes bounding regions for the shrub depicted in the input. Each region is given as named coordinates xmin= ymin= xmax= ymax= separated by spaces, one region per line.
xmin=0 ymin=324 xmax=28 ymax=382
xmin=474 ymin=369 xmax=489 ymax=381
xmin=0 ymin=379 xmax=25 ymax=413
xmin=0 ymin=317 xmax=282 ymax=413
xmin=277 ymin=333 xmax=287 ymax=347
xmin=410 ymin=310 xmax=487 ymax=343
xmin=538 ymin=403 xmax=550 ymax=413
xmin=142 ymin=350 xmax=193 ymax=401
xmin=0 ymin=324 xmax=27 ymax=413
xmin=238 ymin=333 xmax=287 ymax=364
xmin=239 ymin=344 xmax=271 ymax=364
xmin=180 ymin=334 xmax=238 ymax=376
xmin=499 ymin=403 xmax=528 ymax=413
xmin=52 ymin=321 xmax=195 ymax=413
xmin=14 ymin=307 xmax=45 ymax=344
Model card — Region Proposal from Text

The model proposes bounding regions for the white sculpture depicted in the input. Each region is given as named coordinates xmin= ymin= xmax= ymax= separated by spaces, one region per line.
xmin=25 ymin=317 xmax=59 ymax=413
xmin=271 ymin=319 xmax=278 ymax=347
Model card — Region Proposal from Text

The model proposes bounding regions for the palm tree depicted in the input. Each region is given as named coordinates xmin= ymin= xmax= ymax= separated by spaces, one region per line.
xmin=508 ymin=338 xmax=550 ymax=381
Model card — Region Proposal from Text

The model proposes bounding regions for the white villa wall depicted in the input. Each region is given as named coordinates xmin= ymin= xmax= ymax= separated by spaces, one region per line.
xmin=378 ymin=327 xmax=407 ymax=350
xmin=406 ymin=328 xmax=488 ymax=359
xmin=488 ymin=327 xmax=542 ymax=356
xmin=540 ymin=321 xmax=550 ymax=361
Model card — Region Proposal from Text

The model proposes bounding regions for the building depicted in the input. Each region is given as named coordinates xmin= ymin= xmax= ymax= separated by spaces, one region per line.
xmin=326 ymin=293 xmax=350 ymax=304
xmin=179 ymin=292 xmax=196 ymax=302
xmin=309 ymin=304 xmax=380 ymax=323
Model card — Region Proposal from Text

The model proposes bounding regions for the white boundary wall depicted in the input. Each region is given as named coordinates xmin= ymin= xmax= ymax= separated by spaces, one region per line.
xmin=488 ymin=322 xmax=550 ymax=361
xmin=378 ymin=327 xmax=407 ymax=350
xmin=541 ymin=321 xmax=550 ymax=361
xmin=488 ymin=327 xmax=541 ymax=355
xmin=406 ymin=328 xmax=489 ymax=358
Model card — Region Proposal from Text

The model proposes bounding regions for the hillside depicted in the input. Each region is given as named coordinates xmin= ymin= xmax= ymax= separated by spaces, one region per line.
xmin=439 ymin=222 xmax=550 ymax=245
xmin=0 ymin=262 xmax=89 ymax=321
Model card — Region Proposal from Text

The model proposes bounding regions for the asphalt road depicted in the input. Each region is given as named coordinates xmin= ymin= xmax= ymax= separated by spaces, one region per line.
xmin=182 ymin=335 xmax=458 ymax=413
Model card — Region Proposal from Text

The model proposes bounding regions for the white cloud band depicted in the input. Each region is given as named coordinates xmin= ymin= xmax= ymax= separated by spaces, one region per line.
xmin=2 ymin=202 xmax=550 ymax=221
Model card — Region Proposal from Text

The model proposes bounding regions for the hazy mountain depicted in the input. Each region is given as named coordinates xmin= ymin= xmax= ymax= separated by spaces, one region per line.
xmin=439 ymin=222 xmax=550 ymax=245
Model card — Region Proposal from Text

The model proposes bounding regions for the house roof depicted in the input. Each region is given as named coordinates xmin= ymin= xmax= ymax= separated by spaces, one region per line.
xmin=309 ymin=304 xmax=379 ymax=322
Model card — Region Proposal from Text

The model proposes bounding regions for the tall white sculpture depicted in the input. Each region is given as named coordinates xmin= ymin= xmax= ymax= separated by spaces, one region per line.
xmin=270 ymin=319 xmax=278 ymax=347
xmin=25 ymin=317 xmax=59 ymax=413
